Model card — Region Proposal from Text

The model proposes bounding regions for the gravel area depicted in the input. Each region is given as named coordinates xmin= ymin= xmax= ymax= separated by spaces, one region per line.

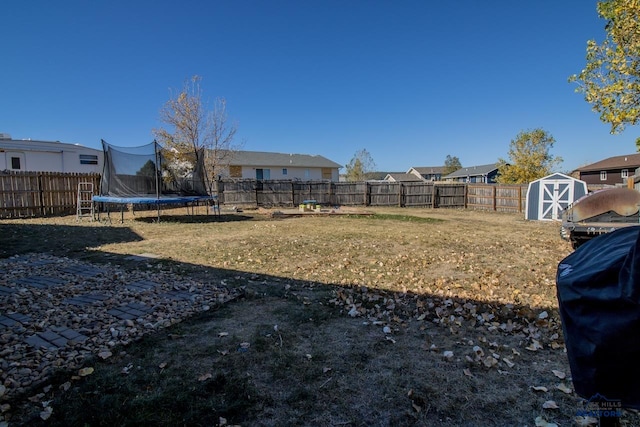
xmin=0 ymin=253 xmax=237 ymax=403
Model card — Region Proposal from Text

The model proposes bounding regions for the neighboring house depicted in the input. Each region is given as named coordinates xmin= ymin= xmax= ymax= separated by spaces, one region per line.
xmin=0 ymin=133 xmax=103 ymax=174
xmin=383 ymin=173 xmax=424 ymax=182
xmin=407 ymin=166 xmax=445 ymax=181
xmin=574 ymin=153 xmax=640 ymax=186
xmin=443 ymin=163 xmax=500 ymax=183
xmin=221 ymin=150 xmax=342 ymax=181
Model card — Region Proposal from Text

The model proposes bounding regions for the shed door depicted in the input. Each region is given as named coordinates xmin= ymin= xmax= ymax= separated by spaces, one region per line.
xmin=538 ymin=180 xmax=573 ymax=220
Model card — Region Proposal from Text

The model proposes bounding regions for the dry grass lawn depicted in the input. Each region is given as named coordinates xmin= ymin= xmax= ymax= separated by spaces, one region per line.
xmin=1 ymin=206 xmax=638 ymax=426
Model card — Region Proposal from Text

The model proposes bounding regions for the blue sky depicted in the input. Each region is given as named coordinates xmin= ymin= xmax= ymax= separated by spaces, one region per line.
xmin=2 ymin=0 xmax=638 ymax=173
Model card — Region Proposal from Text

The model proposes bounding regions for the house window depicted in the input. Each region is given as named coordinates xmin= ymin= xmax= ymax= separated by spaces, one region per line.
xmin=282 ymin=168 xmax=288 ymax=175
xmin=600 ymin=171 xmax=607 ymax=181
xmin=256 ymin=168 xmax=270 ymax=180
xmin=622 ymin=169 xmax=629 ymax=179
xmin=304 ymin=169 xmax=310 ymax=179
xmin=79 ymin=154 xmax=98 ymax=165
xmin=11 ymin=157 xmax=21 ymax=170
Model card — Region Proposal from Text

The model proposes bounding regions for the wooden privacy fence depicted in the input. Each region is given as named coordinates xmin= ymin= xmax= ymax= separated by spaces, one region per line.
xmin=218 ymin=179 xmax=527 ymax=213
xmin=0 ymin=171 xmax=100 ymax=218
xmin=0 ymin=174 xmax=528 ymax=218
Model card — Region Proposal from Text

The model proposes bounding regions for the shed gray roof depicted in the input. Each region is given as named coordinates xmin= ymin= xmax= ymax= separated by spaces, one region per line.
xmin=443 ymin=163 xmax=499 ymax=178
xmin=229 ymin=150 xmax=342 ymax=168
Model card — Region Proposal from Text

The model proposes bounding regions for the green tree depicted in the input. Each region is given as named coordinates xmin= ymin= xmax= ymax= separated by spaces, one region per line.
xmin=154 ymin=75 xmax=240 ymax=192
xmin=496 ymin=129 xmax=563 ymax=184
xmin=443 ymin=155 xmax=462 ymax=175
xmin=136 ymin=159 xmax=157 ymax=177
xmin=569 ymin=0 xmax=640 ymax=138
xmin=345 ymin=149 xmax=376 ymax=181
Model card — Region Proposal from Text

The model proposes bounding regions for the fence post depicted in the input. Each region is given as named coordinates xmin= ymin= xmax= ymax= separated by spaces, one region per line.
xmin=364 ymin=181 xmax=369 ymax=206
xmin=431 ymin=185 xmax=437 ymax=209
xmin=518 ymin=186 xmax=523 ymax=213
xmin=37 ymin=174 xmax=45 ymax=217
xmin=493 ymin=185 xmax=497 ymax=211
xmin=291 ymin=181 xmax=295 ymax=207
xmin=398 ymin=183 xmax=403 ymax=207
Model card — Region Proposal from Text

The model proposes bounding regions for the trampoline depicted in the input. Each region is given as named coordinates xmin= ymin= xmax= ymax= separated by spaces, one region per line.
xmin=93 ymin=140 xmax=219 ymax=222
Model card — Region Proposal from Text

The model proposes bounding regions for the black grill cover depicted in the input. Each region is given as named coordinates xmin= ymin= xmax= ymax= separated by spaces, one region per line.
xmin=556 ymin=225 xmax=640 ymax=409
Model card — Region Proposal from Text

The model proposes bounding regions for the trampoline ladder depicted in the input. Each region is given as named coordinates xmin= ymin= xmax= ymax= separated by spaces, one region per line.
xmin=77 ymin=182 xmax=95 ymax=221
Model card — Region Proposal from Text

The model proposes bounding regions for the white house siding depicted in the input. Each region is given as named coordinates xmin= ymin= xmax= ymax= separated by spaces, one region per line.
xmin=0 ymin=139 xmax=103 ymax=173
xmin=239 ymin=166 xmax=334 ymax=181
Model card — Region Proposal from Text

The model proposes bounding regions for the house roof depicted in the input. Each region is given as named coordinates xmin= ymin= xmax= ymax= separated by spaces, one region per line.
xmin=384 ymin=173 xmax=424 ymax=182
xmin=0 ymin=137 xmax=101 ymax=153
xmin=409 ymin=166 xmax=445 ymax=175
xmin=229 ymin=150 xmax=342 ymax=168
xmin=368 ymin=171 xmax=403 ymax=180
xmin=576 ymin=153 xmax=640 ymax=172
xmin=443 ymin=163 xmax=499 ymax=178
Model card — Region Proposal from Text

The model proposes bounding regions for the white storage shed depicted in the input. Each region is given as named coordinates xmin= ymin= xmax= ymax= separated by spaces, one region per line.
xmin=525 ymin=173 xmax=588 ymax=221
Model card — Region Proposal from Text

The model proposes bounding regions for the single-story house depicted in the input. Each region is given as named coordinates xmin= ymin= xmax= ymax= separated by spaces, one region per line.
xmin=0 ymin=133 xmax=103 ymax=174
xmin=383 ymin=173 xmax=424 ymax=182
xmin=443 ymin=163 xmax=500 ymax=183
xmin=407 ymin=166 xmax=445 ymax=181
xmin=221 ymin=150 xmax=342 ymax=181
xmin=573 ymin=153 xmax=640 ymax=186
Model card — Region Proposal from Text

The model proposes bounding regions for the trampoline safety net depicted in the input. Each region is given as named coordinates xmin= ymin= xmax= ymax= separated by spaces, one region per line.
xmin=99 ymin=139 xmax=210 ymax=198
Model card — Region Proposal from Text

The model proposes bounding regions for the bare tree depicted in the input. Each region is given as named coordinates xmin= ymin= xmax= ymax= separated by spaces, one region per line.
xmin=154 ymin=75 xmax=240 ymax=193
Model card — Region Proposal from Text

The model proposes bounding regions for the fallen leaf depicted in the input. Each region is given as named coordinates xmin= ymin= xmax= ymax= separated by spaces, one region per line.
xmin=305 ymin=354 xmax=312 ymax=360
xmin=219 ymin=416 xmax=228 ymax=426
xmin=526 ymin=340 xmax=543 ymax=351
xmin=78 ymin=367 xmax=94 ymax=377
xmin=483 ymin=356 xmax=498 ymax=368
xmin=98 ymin=351 xmax=112 ymax=360
xmin=59 ymin=382 xmax=71 ymax=392
xmin=543 ymin=400 xmax=559 ymax=409
xmin=535 ymin=415 xmax=559 ymax=427
xmin=556 ymin=382 xmax=572 ymax=394
xmin=443 ymin=350 xmax=454 ymax=360
xmin=551 ymin=369 xmax=566 ymax=379
xmin=0 ymin=404 xmax=10 ymax=413
xmin=218 ymin=350 xmax=229 ymax=356
xmin=159 ymin=362 xmax=167 ymax=369
xmin=502 ymin=358 xmax=515 ymax=368
xmin=198 ymin=373 xmax=212 ymax=381
xmin=40 ymin=406 xmax=53 ymax=421
xmin=383 ymin=326 xmax=391 ymax=334
xmin=218 ymin=332 xmax=229 ymax=337
xmin=323 ymin=367 xmax=332 ymax=374
xmin=239 ymin=342 xmax=250 ymax=349
xmin=531 ymin=386 xmax=548 ymax=392
xmin=574 ymin=415 xmax=599 ymax=426
xmin=412 ymin=402 xmax=421 ymax=412
xmin=463 ymin=368 xmax=474 ymax=377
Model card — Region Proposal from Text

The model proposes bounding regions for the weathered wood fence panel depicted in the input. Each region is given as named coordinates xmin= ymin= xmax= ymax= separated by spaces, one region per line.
xmin=332 ymin=182 xmax=367 ymax=206
xmin=466 ymin=184 xmax=526 ymax=213
xmin=0 ymin=172 xmax=100 ymax=218
xmin=403 ymin=182 xmax=434 ymax=207
xmin=434 ymin=183 xmax=466 ymax=208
